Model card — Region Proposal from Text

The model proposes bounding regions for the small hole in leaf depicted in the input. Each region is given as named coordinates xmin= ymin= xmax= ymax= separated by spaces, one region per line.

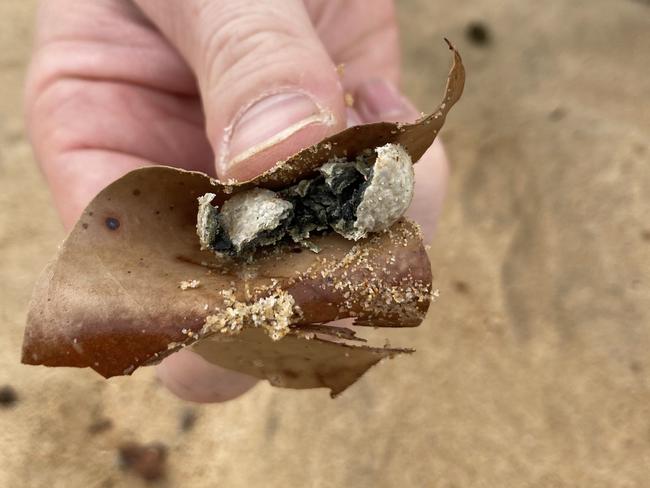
xmin=105 ymin=217 xmax=120 ymax=230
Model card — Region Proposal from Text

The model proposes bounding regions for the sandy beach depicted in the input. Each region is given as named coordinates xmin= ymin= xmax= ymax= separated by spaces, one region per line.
xmin=1 ymin=1 xmax=649 ymax=486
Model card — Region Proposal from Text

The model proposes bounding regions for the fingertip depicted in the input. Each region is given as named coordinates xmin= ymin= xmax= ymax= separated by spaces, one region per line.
xmin=346 ymin=107 xmax=363 ymax=128
xmin=219 ymin=115 xmax=338 ymax=181
xmin=156 ymin=349 xmax=258 ymax=403
xmin=353 ymin=82 xmax=449 ymax=242
xmin=354 ymin=78 xmax=420 ymax=124
xmin=406 ymin=138 xmax=449 ymax=242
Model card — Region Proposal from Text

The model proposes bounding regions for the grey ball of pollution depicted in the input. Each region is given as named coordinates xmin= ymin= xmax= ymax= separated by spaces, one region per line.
xmin=196 ymin=143 xmax=414 ymax=256
xmin=341 ymin=143 xmax=414 ymax=240
xmin=218 ymin=188 xmax=293 ymax=254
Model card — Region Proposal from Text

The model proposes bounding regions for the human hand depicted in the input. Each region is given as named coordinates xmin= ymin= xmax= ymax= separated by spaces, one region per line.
xmin=26 ymin=0 xmax=449 ymax=402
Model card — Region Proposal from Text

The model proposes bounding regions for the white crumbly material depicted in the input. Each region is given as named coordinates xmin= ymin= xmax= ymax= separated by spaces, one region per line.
xmin=351 ymin=143 xmax=414 ymax=239
xmin=196 ymin=193 xmax=219 ymax=250
xmin=219 ymin=188 xmax=293 ymax=253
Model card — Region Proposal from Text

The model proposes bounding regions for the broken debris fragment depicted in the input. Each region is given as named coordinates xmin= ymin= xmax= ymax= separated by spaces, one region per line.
xmin=198 ymin=143 xmax=414 ymax=256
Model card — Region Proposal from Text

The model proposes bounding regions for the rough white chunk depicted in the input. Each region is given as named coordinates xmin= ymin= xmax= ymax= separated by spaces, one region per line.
xmin=196 ymin=193 xmax=219 ymax=250
xmin=350 ymin=143 xmax=414 ymax=239
xmin=219 ymin=188 xmax=293 ymax=252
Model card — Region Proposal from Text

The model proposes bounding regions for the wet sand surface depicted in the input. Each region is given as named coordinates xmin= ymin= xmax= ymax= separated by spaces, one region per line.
xmin=1 ymin=1 xmax=649 ymax=486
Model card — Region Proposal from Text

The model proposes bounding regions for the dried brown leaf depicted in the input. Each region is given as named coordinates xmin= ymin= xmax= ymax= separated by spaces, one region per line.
xmin=22 ymin=42 xmax=464 ymax=395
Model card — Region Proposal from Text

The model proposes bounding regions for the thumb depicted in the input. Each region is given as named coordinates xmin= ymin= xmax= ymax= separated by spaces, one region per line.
xmin=135 ymin=0 xmax=346 ymax=180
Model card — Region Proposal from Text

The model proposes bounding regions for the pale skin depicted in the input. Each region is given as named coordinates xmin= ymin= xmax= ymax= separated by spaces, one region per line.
xmin=26 ymin=0 xmax=449 ymax=402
